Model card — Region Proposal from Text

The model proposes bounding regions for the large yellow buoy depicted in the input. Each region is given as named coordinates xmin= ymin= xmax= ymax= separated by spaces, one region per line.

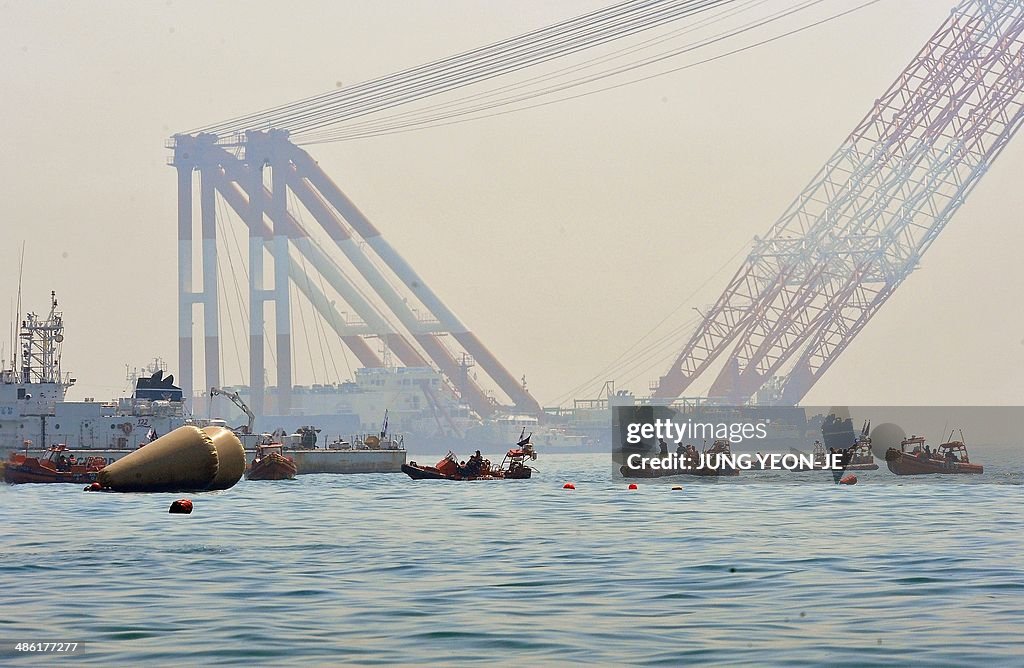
xmin=97 ymin=425 xmax=245 ymax=492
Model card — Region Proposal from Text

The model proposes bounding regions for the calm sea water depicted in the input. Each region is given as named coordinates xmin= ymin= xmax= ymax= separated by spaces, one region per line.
xmin=2 ymin=453 xmax=1023 ymax=666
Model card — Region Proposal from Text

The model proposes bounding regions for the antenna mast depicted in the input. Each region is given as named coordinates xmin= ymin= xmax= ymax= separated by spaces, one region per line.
xmin=14 ymin=243 xmax=24 ymax=375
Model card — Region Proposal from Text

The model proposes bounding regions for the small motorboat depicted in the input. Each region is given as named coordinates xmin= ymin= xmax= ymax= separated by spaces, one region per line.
xmin=246 ymin=443 xmax=298 ymax=480
xmin=885 ymin=431 xmax=983 ymax=475
xmin=834 ymin=420 xmax=879 ymax=471
xmin=845 ymin=435 xmax=879 ymax=471
xmin=793 ymin=422 xmax=879 ymax=471
xmin=403 ymin=431 xmax=537 ymax=481
xmin=4 ymin=444 xmax=107 ymax=484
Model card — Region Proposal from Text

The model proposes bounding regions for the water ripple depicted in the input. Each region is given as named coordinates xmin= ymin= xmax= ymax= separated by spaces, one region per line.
xmin=1 ymin=453 xmax=1022 ymax=664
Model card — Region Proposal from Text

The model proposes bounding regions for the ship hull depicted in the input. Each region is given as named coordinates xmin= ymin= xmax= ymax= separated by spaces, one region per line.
xmin=6 ymin=446 xmax=406 ymax=475
xmin=401 ymin=462 xmax=532 ymax=480
xmin=246 ymin=453 xmax=297 ymax=480
xmin=4 ymin=463 xmax=99 ymax=485
xmin=885 ymin=449 xmax=983 ymax=475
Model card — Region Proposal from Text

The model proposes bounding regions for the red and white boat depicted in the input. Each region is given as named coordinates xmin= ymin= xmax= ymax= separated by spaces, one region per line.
xmin=246 ymin=443 xmax=298 ymax=480
xmin=402 ymin=431 xmax=537 ymax=480
xmin=846 ymin=422 xmax=879 ymax=470
xmin=4 ymin=444 xmax=107 ymax=484
xmin=885 ymin=433 xmax=983 ymax=475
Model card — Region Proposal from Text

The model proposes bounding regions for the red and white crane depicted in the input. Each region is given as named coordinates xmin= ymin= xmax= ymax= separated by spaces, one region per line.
xmin=656 ymin=0 xmax=1024 ymax=404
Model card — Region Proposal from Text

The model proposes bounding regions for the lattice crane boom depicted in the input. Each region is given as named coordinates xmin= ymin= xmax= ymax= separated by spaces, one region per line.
xmin=657 ymin=0 xmax=1024 ymax=404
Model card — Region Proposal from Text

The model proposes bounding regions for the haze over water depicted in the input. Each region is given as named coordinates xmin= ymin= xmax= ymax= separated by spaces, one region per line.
xmin=3 ymin=453 xmax=1022 ymax=665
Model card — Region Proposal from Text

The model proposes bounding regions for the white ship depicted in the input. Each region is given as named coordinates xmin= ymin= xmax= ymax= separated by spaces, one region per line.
xmin=205 ymin=368 xmax=602 ymax=454
xmin=1 ymin=293 xmax=405 ymax=473
xmin=203 ymin=366 xmax=480 ymax=445
xmin=0 ymin=293 xmax=188 ymax=460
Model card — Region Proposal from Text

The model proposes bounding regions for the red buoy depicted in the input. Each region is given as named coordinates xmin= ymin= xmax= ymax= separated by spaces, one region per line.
xmin=169 ymin=499 xmax=194 ymax=514
xmin=84 ymin=481 xmax=102 ymax=492
xmin=628 ymin=483 xmax=638 ymax=490
xmin=839 ymin=474 xmax=858 ymax=485
xmin=563 ymin=482 xmax=575 ymax=490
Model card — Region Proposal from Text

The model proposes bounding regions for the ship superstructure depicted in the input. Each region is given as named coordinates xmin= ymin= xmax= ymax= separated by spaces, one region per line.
xmin=0 ymin=292 xmax=76 ymax=447
xmin=0 ymin=297 xmax=189 ymax=454
xmin=1 ymin=293 xmax=405 ymax=473
xmin=205 ymin=365 xmax=479 ymax=445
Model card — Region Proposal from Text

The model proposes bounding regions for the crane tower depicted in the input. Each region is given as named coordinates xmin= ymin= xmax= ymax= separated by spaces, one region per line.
xmin=656 ymin=0 xmax=1024 ymax=404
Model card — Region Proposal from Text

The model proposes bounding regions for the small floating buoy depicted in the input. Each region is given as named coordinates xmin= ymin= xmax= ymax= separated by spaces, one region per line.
xmin=839 ymin=474 xmax=858 ymax=485
xmin=563 ymin=482 xmax=575 ymax=490
xmin=169 ymin=499 xmax=194 ymax=514
xmin=628 ymin=483 xmax=638 ymax=490
xmin=84 ymin=481 xmax=102 ymax=492
xmin=671 ymin=485 xmax=683 ymax=491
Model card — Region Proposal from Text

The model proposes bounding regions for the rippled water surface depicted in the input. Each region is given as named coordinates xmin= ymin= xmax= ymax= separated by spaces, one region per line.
xmin=2 ymin=453 xmax=1023 ymax=665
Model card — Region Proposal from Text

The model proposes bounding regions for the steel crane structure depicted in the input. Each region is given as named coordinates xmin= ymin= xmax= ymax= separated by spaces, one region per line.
xmin=172 ymin=0 xmax=1024 ymax=419
xmin=170 ymin=0 xmax=739 ymax=419
xmin=172 ymin=130 xmax=541 ymax=419
xmin=655 ymin=0 xmax=1024 ymax=404
xmin=209 ymin=386 xmax=256 ymax=434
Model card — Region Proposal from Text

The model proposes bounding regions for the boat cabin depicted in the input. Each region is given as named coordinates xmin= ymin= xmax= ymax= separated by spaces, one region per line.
xmin=256 ymin=444 xmax=284 ymax=459
xmin=811 ymin=440 xmax=826 ymax=465
xmin=850 ymin=440 xmax=874 ymax=464
xmin=900 ymin=435 xmax=927 ymax=453
xmin=936 ymin=440 xmax=970 ymax=463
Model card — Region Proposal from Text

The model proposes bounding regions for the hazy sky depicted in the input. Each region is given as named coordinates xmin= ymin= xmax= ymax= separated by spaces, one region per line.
xmin=1 ymin=0 xmax=1021 ymax=407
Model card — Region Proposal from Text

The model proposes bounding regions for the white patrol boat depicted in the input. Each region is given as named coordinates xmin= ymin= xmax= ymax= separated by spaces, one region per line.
xmin=1 ymin=293 xmax=404 ymax=474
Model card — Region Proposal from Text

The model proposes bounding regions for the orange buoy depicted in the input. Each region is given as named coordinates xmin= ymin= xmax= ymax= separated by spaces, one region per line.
xmin=839 ymin=474 xmax=858 ymax=485
xmin=628 ymin=483 xmax=638 ymax=490
xmin=169 ymin=499 xmax=194 ymax=514
xmin=563 ymin=482 xmax=575 ymax=490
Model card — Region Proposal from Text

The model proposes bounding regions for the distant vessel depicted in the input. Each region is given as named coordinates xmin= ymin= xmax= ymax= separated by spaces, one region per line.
xmin=885 ymin=433 xmax=983 ymax=475
xmin=202 ymin=366 xmax=475 ymax=447
xmin=467 ymin=413 xmax=591 ymax=452
xmin=203 ymin=367 xmax=600 ymax=454
xmin=0 ymin=292 xmax=188 ymax=458
xmin=845 ymin=432 xmax=879 ymax=471
xmin=4 ymin=444 xmax=106 ymax=485
xmin=402 ymin=431 xmax=537 ymax=481
xmin=246 ymin=443 xmax=297 ymax=481
xmin=1 ymin=293 xmax=404 ymax=474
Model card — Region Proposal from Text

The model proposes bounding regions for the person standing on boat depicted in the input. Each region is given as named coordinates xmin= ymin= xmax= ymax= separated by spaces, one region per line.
xmin=658 ymin=438 xmax=669 ymax=458
xmin=466 ymin=450 xmax=483 ymax=475
xmin=685 ymin=444 xmax=698 ymax=463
